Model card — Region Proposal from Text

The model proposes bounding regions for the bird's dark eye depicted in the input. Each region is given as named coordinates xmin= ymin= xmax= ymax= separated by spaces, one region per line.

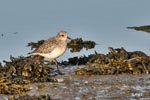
xmin=61 ymin=34 xmax=64 ymax=37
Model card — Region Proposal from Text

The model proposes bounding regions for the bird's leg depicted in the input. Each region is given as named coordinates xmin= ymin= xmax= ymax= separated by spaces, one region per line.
xmin=54 ymin=59 xmax=64 ymax=75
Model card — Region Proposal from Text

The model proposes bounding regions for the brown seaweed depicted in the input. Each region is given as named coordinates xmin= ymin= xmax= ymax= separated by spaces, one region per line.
xmin=67 ymin=38 xmax=96 ymax=52
xmin=72 ymin=47 xmax=150 ymax=75
xmin=0 ymin=55 xmax=58 ymax=94
xmin=8 ymin=94 xmax=52 ymax=100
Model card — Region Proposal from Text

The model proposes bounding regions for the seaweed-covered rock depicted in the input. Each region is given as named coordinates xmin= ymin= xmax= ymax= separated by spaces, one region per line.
xmin=0 ymin=55 xmax=58 ymax=94
xmin=67 ymin=38 xmax=96 ymax=52
xmin=1 ymin=56 xmax=54 ymax=83
xmin=75 ymin=47 xmax=150 ymax=75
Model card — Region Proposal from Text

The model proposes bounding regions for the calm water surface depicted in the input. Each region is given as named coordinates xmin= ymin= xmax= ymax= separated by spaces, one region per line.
xmin=1 ymin=0 xmax=150 ymax=63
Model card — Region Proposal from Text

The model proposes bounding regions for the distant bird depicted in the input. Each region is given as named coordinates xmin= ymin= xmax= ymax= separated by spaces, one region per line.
xmin=29 ymin=31 xmax=71 ymax=74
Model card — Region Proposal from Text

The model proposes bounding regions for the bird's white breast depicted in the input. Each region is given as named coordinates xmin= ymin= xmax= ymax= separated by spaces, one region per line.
xmin=32 ymin=45 xmax=66 ymax=60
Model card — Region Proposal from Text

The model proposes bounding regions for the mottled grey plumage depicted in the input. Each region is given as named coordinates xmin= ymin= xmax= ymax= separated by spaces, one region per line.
xmin=30 ymin=31 xmax=68 ymax=61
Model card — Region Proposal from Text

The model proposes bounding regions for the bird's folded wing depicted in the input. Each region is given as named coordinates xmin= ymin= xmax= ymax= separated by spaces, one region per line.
xmin=31 ymin=38 xmax=58 ymax=54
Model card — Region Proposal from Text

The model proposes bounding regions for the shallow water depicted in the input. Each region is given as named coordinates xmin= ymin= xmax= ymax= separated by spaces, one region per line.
xmin=1 ymin=1 xmax=150 ymax=63
xmin=27 ymin=75 xmax=150 ymax=100
xmin=1 ymin=66 xmax=150 ymax=100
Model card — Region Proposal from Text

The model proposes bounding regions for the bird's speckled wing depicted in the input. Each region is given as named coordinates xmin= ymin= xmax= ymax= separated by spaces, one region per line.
xmin=32 ymin=37 xmax=58 ymax=54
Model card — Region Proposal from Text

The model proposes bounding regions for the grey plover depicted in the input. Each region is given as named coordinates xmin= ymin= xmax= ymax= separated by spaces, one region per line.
xmin=29 ymin=31 xmax=71 ymax=74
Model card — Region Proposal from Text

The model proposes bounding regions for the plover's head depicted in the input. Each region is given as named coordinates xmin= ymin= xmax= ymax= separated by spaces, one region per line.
xmin=57 ymin=31 xmax=71 ymax=41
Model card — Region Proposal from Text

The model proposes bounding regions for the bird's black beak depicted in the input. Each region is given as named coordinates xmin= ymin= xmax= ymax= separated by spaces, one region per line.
xmin=67 ymin=36 xmax=71 ymax=40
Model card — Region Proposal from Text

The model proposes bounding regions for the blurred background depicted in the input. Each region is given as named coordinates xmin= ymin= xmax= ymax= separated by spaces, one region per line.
xmin=0 ymin=0 xmax=150 ymax=63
